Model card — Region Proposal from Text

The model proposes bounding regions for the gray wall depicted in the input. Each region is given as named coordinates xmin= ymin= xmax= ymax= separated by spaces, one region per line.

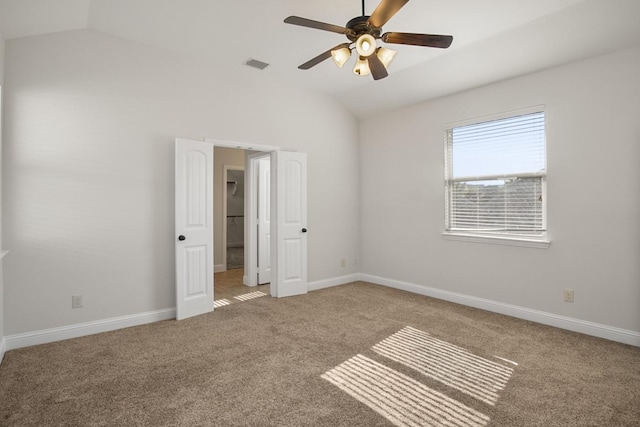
xmin=225 ymin=169 xmax=244 ymax=247
xmin=2 ymin=29 xmax=360 ymax=335
xmin=4 ymin=26 xmax=638 ymax=346
xmin=360 ymin=46 xmax=640 ymax=334
xmin=213 ymin=147 xmax=246 ymax=269
xmin=0 ymin=29 xmax=5 ymax=356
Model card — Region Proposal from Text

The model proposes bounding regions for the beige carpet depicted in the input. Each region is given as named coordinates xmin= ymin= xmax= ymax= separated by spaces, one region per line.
xmin=1 ymin=281 xmax=639 ymax=426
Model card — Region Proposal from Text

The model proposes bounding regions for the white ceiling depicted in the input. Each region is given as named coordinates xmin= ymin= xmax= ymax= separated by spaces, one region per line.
xmin=1 ymin=0 xmax=639 ymax=118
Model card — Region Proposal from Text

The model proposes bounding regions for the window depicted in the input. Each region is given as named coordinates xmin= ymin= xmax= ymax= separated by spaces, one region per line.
xmin=444 ymin=109 xmax=547 ymax=245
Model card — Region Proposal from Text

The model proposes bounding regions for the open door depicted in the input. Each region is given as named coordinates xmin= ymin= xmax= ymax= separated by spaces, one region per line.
xmin=271 ymin=151 xmax=308 ymax=298
xmin=257 ymin=157 xmax=271 ymax=284
xmin=175 ymin=138 xmax=214 ymax=320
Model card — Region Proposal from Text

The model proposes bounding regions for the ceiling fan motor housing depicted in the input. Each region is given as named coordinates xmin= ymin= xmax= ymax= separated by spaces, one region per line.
xmin=346 ymin=16 xmax=382 ymax=41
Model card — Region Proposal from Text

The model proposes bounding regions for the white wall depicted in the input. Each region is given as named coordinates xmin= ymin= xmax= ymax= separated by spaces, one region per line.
xmin=2 ymin=29 xmax=360 ymax=335
xmin=360 ymin=46 xmax=640 ymax=334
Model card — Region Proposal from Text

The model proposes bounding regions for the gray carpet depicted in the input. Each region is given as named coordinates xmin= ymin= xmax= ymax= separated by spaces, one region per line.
xmin=1 ymin=282 xmax=639 ymax=426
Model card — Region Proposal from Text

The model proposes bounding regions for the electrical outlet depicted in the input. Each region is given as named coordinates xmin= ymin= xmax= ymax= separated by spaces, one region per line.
xmin=563 ymin=289 xmax=574 ymax=303
xmin=340 ymin=258 xmax=346 ymax=268
xmin=72 ymin=294 xmax=83 ymax=308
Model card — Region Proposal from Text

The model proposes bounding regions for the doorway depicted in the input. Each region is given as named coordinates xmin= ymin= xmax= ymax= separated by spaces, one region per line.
xmin=214 ymin=148 xmax=272 ymax=303
xmin=175 ymin=138 xmax=308 ymax=320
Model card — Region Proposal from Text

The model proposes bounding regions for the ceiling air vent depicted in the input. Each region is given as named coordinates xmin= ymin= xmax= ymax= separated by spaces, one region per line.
xmin=244 ymin=58 xmax=270 ymax=70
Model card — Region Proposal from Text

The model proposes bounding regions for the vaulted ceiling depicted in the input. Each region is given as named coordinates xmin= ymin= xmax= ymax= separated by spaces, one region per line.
xmin=1 ymin=0 xmax=639 ymax=118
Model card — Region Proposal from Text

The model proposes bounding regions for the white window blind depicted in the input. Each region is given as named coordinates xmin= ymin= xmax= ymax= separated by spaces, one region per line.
xmin=445 ymin=111 xmax=546 ymax=238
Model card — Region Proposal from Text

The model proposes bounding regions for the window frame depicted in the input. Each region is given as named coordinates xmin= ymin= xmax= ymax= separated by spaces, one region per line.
xmin=442 ymin=107 xmax=550 ymax=248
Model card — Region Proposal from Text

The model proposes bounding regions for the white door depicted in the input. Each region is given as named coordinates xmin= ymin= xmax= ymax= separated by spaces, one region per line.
xmin=257 ymin=158 xmax=271 ymax=284
xmin=175 ymin=138 xmax=214 ymax=320
xmin=272 ymin=151 xmax=308 ymax=298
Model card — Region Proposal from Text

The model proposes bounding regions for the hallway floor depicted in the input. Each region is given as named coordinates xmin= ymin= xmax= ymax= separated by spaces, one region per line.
xmin=214 ymin=268 xmax=270 ymax=304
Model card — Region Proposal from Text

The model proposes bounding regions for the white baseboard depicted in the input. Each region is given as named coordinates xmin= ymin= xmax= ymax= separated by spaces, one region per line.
xmin=308 ymin=273 xmax=360 ymax=292
xmin=5 ymin=308 xmax=176 ymax=351
xmin=1 ymin=273 xmax=357 ymax=353
xmin=360 ymin=274 xmax=640 ymax=347
xmin=0 ymin=337 xmax=6 ymax=365
xmin=214 ymin=264 xmax=225 ymax=273
xmin=4 ymin=273 xmax=637 ymax=357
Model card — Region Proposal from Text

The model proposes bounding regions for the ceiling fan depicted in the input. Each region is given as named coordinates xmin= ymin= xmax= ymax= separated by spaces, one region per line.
xmin=284 ymin=0 xmax=453 ymax=80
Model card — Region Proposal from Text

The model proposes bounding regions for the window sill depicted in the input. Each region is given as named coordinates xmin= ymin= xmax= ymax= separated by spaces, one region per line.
xmin=442 ymin=232 xmax=550 ymax=249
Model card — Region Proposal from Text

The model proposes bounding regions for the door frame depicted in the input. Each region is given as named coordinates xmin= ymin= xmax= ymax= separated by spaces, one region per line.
xmin=222 ymin=164 xmax=244 ymax=272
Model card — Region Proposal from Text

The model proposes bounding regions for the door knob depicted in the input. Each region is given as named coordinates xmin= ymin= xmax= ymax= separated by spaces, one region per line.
xmin=301 ymin=228 xmax=307 ymax=233
xmin=178 ymin=235 xmax=186 ymax=241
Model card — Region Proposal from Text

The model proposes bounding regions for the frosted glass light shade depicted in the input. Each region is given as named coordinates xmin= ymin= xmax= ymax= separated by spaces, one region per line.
xmin=353 ymin=56 xmax=371 ymax=76
xmin=355 ymin=34 xmax=376 ymax=57
xmin=331 ymin=47 xmax=351 ymax=68
xmin=377 ymin=47 xmax=397 ymax=68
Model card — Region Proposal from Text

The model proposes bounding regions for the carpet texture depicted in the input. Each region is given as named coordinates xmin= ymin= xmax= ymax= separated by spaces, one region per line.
xmin=1 ymin=282 xmax=639 ymax=426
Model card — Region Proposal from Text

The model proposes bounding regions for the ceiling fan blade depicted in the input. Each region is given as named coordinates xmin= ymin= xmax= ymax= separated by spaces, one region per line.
xmin=368 ymin=0 xmax=409 ymax=28
xmin=368 ymin=54 xmax=389 ymax=80
xmin=382 ymin=32 xmax=453 ymax=48
xmin=298 ymin=43 xmax=351 ymax=70
xmin=284 ymin=16 xmax=353 ymax=36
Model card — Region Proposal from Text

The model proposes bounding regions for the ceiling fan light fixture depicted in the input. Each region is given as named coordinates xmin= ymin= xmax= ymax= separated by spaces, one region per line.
xmin=355 ymin=33 xmax=376 ymax=57
xmin=283 ymin=0 xmax=454 ymax=81
xmin=331 ymin=47 xmax=351 ymax=68
xmin=376 ymin=47 xmax=397 ymax=68
xmin=353 ymin=56 xmax=371 ymax=76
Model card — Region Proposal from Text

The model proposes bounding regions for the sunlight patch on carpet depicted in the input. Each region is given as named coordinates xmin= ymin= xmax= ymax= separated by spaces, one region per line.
xmin=213 ymin=299 xmax=232 ymax=308
xmin=233 ymin=291 xmax=267 ymax=302
xmin=372 ymin=326 xmax=514 ymax=406
xmin=493 ymin=356 xmax=518 ymax=366
xmin=322 ymin=354 xmax=490 ymax=427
